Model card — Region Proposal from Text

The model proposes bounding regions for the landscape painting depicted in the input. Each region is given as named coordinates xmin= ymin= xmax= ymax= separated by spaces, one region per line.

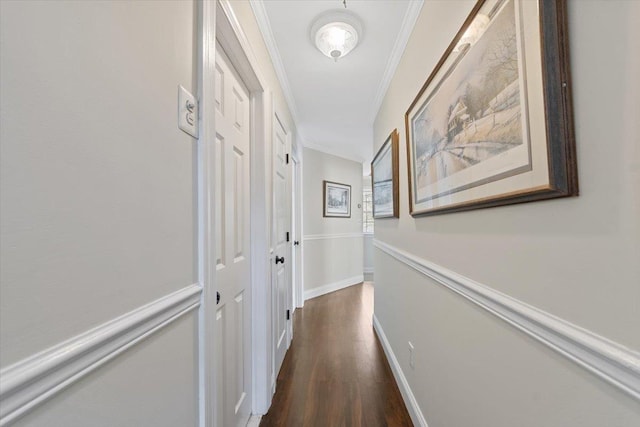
xmin=323 ymin=180 xmax=351 ymax=217
xmin=371 ymin=129 xmax=399 ymax=218
xmin=402 ymin=0 xmax=578 ymax=217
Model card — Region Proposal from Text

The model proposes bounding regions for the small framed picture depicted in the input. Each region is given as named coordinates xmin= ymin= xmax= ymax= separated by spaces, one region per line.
xmin=371 ymin=129 xmax=400 ymax=218
xmin=323 ymin=180 xmax=351 ymax=218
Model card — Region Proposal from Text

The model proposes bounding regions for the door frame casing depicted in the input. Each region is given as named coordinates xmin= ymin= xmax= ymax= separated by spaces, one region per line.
xmin=198 ymin=1 xmax=273 ymax=425
xmin=291 ymin=150 xmax=304 ymax=309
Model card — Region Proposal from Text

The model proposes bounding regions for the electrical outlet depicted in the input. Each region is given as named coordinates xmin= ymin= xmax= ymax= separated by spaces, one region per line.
xmin=178 ymin=85 xmax=198 ymax=138
xmin=408 ymin=341 xmax=415 ymax=369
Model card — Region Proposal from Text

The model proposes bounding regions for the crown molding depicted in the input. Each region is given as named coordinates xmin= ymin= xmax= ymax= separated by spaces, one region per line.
xmin=249 ymin=0 xmax=300 ymax=124
xmin=370 ymin=0 xmax=424 ymax=123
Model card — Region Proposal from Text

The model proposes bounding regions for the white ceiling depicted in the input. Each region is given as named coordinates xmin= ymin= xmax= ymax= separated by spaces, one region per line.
xmin=251 ymin=0 xmax=423 ymax=164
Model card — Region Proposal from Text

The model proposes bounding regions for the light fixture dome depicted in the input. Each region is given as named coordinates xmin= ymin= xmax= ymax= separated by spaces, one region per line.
xmin=310 ymin=11 xmax=362 ymax=62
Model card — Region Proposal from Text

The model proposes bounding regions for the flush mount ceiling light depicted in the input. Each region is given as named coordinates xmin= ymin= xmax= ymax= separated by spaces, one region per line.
xmin=310 ymin=11 xmax=362 ymax=62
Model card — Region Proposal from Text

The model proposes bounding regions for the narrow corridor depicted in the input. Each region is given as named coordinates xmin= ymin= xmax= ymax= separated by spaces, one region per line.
xmin=260 ymin=283 xmax=413 ymax=426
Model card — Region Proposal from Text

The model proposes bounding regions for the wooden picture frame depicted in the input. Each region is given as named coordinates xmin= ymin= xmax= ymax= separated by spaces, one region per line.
xmin=323 ymin=180 xmax=351 ymax=218
xmin=371 ymin=129 xmax=400 ymax=218
xmin=405 ymin=0 xmax=577 ymax=216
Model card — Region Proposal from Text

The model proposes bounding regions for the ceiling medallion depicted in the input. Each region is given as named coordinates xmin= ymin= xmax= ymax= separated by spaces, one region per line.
xmin=310 ymin=10 xmax=363 ymax=62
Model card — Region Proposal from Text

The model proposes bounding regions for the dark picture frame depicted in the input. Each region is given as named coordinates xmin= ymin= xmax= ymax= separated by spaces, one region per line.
xmin=405 ymin=0 xmax=577 ymax=216
xmin=323 ymin=180 xmax=351 ymax=218
xmin=371 ymin=129 xmax=400 ymax=218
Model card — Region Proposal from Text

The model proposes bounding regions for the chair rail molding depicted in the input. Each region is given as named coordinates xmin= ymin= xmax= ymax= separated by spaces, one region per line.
xmin=0 ymin=284 xmax=202 ymax=426
xmin=303 ymin=233 xmax=363 ymax=241
xmin=373 ymin=239 xmax=640 ymax=401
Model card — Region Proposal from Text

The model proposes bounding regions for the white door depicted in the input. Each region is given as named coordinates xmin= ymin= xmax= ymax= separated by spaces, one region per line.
xmin=214 ymin=45 xmax=251 ymax=427
xmin=272 ymin=113 xmax=291 ymax=383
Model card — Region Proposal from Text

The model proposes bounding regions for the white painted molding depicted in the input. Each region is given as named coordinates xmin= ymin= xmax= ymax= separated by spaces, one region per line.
xmin=373 ymin=239 xmax=640 ymax=401
xmin=246 ymin=415 xmax=262 ymax=427
xmin=304 ymin=275 xmax=364 ymax=301
xmin=373 ymin=315 xmax=428 ymax=427
xmin=369 ymin=0 xmax=424 ymax=123
xmin=303 ymin=233 xmax=364 ymax=241
xmin=197 ymin=2 xmax=217 ymax=426
xmin=218 ymin=0 xmax=273 ymax=417
xmin=249 ymin=0 xmax=299 ymax=124
xmin=0 ymin=284 xmax=202 ymax=426
xmin=363 ymin=267 xmax=374 ymax=274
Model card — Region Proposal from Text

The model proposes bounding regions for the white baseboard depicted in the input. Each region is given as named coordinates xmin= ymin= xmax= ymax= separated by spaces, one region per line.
xmin=304 ymin=275 xmax=364 ymax=301
xmin=373 ymin=315 xmax=428 ymax=427
xmin=373 ymin=239 xmax=640 ymax=402
xmin=246 ymin=415 xmax=262 ymax=427
xmin=363 ymin=267 xmax=374 ymax=274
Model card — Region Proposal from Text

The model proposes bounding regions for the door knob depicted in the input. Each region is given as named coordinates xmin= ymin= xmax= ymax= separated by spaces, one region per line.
xmin=293 ymin=241 xmax=300 ymax=246
xmin=275 ymin=256 xmax=285 ymax=264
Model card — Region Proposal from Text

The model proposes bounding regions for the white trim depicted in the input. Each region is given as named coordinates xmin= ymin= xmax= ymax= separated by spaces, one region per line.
xmin=373 ymin=315 xmax=428 ymax=427
xmin=373 ymin=239 xmax=640 ymax=401
xmin=218 ymin=1 xmax=267 ymax=90
xmin=363 ymin=267 xmax=374 ymax=274
xmin=298 ymin=150 xmax=305 ymax=309
xmin=197 ymin=2 xmax=217 ymax=426
xmin=304 ymin=275 xmax=364 ymax=301
xmin=248 ymin=0 xmax=299 ymax=125
xmin=291 ymin=154 xmax=304 ymax=309
xmin=369 ymin=0 xmax=424 ymax=123
xmin=246 ymin=415 xmax=262 ymax=427
xmin=0 ymin=285 xmax=202 ymax=426
xmin=216 ymin=0 xmax=272 ymax=417
xmin=303 ymin=233 xmax=363 ymax=241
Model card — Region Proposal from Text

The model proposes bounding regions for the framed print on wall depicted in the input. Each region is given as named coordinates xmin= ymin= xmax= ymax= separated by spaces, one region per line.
xmin=405 ymin=0 xmax=578 ymax=216
xmin=371 ymin=129 xmax=400 ymax=218
xmin=323 ymin=180 xmax=351 ymax=218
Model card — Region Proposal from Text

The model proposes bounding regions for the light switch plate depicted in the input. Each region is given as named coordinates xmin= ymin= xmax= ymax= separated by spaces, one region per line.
xmin=178 ymin=85 xmax=198 ymax=138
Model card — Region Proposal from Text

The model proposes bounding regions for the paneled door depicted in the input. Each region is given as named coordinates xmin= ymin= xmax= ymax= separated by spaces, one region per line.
xmin=213 ymin=45 xmax=251 ymax=427
xmin=272 ymin=113 xmax=291 ymax=384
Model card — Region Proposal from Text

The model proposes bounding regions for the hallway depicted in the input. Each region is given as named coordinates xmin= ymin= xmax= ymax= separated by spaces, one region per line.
xmin=260 ymin=283 xmax=412 ymax=426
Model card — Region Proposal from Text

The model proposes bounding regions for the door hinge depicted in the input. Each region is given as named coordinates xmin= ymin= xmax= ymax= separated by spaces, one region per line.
xmin=286 ymin=232 xmax=290 ymax=242
xmin=286 ymin=309 xmax=290 ymax=320
xmin=286 ymin=153 xmax=289 ymax=164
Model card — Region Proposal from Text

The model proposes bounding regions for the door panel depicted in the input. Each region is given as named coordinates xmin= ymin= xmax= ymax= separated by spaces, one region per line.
xmin=272 ymin=114 xmax=291 ymax=380
xmin=214 ymin=45 xmax=251 ymax=427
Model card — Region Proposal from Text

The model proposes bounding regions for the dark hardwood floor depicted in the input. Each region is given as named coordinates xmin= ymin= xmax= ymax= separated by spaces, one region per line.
xmin=260 ymin=282 xmax=413 ymax=427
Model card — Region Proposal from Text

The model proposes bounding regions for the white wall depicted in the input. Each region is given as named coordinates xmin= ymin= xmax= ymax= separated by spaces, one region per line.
xmin=302 ymin=148 xmax=363 ymax=299
xmin=373 ymin=1 xmax=640 ymax=426
xmin=363 ymin=176 xmax=374 ymax=280
xmin=0 ymin=1 xmax=198 ymax=425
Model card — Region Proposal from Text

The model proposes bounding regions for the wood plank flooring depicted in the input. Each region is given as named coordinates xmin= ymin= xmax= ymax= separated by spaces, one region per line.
xmin=260 ymin=282 xmax=413 ymax=427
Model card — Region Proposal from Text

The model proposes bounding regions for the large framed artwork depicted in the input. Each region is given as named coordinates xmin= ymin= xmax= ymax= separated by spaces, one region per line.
xmin=323 ymin=180 xmax=351 ymax=218
xmin=405 ymin=0 xmax=578 ymax=216
xmin=371 ymin=129 xmax=399 ymax=218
